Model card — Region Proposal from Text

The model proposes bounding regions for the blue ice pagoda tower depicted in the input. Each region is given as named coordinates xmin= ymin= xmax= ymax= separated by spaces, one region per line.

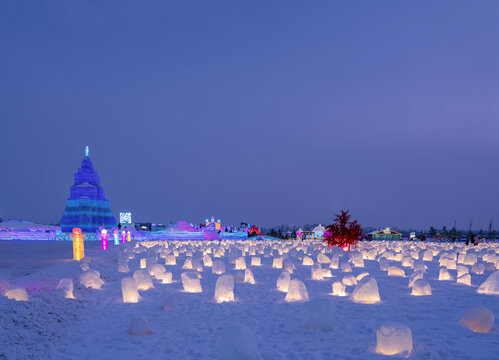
xmin=60 ymin=146 xmax=117 ymax=233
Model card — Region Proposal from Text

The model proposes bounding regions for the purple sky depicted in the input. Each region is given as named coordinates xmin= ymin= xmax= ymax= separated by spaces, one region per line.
xmin=1 ymin=1 xmax=499 ymax=230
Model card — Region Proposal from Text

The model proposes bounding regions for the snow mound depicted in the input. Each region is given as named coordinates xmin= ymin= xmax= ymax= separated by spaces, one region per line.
xmin=217 ymin=324 xmax=263 ymax=360
xmin=351 ymin=277 xmax=380 ymax=304
xmin=303 ymin=298 xmax=334 ymax=331
xmin=161 ymin=293 xmax=178 ymax=311
xmin=375 ymin=323 xmax=413 ymax=356
xmin=477 ymin=270 xmax=499 ymax=295
xmin=285 ymin=279 xmax=309 ymax=302
xmin=460 ymin=306 xmax=495 ymax=333
xmin=127 ymin=317 xmax=153 ymax=336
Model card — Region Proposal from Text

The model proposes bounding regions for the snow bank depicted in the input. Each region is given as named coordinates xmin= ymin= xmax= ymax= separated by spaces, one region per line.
xmin=56 ymin=279 xmax=74 ymax=299
xmin=217 ymin=324 xmax=263 ymax=360
xmin=127 ymin=317 xmax=153 ymax=336
xmin=303 ymin=298 xmax=334 ymax=331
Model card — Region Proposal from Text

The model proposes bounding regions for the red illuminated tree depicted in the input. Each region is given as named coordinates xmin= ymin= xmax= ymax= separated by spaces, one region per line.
xmin=323 ymin=210 xmax=363 ymax=250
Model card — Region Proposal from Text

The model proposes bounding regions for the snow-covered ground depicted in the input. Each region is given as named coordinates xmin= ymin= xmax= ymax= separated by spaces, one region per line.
xmin=1 ymin=240 xmax=498 ymax=360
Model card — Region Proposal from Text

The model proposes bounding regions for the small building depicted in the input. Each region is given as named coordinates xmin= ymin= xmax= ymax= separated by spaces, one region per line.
xmin=205 ymin=216 xmax=221 ymax=230
xmin=303 ymin=231 xmax=315 ymax=240
xmin=367 ymin=227 xmax=402 ymax=240
xmin=313 ymin=224 xmax=325 ymax=239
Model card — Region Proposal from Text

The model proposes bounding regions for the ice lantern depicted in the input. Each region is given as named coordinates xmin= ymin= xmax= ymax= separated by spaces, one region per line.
xmin=71 ymin=228 xmax=85 ymax=261
xmin=214 ymin=274 xmax=235 ymax=303
xmin=121 ymin=277 xmax=140 ymax=303
xmin=181 ymin=272 xmax=202 ymax=293
xmin=100 ymin=229 xmax=109 ymax=250
xmin=375 ymin=323 xmax=413 ymax=356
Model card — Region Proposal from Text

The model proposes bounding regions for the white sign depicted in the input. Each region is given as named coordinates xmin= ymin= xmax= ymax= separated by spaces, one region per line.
xmin=120 ymin=212 xmax=132 ymax=224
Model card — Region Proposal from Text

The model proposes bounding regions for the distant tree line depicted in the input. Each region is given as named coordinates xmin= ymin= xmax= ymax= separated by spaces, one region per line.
xmin=425 ymin=220 xmax=496 ymax=242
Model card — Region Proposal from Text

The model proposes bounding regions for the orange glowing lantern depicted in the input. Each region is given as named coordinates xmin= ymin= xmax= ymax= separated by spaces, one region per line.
xmin=70 ymin=228 xmax=86 ymax=261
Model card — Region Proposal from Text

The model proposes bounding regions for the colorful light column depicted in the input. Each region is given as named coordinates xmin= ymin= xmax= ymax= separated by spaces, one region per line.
xmin=113 ymin=230 xmax=119 ymax=245
xmin=100 ymin=229 xmax=109 ymax=250
xmin=127 ymin=231 xmax=131 ymax=242
xmin=71 ymin=228 xmax=85 ymax=261
xmin=121 ymin=231 xmax=126 ymax=243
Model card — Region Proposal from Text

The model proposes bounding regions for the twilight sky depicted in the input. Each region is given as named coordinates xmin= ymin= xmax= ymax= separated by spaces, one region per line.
xmin=1 ymin=1 xmax=499 ymax=230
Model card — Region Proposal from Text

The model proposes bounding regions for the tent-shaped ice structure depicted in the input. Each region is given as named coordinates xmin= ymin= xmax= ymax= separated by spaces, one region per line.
xmin=60 ymin=146 xmax=116 ymax=232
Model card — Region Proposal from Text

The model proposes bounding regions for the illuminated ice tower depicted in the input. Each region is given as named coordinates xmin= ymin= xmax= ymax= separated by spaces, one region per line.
xmin=60 ymin=146 xmax=117 ymax=232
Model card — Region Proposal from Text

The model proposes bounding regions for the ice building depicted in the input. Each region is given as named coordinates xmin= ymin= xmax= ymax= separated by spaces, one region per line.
xmin=60 ymin=146 xmax=116 ymax=232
